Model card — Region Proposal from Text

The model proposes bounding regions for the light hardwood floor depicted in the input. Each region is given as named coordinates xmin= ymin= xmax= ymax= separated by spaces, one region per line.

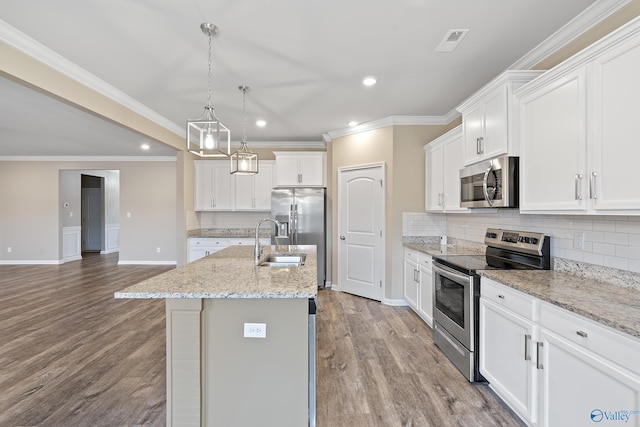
xmin=0 ymin=254 xmax=522 ymax=426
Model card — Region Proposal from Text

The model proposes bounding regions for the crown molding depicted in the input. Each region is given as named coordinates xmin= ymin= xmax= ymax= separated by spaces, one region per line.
xmin=509 ymin=0 xmax=632 ymax=70
xmin=229 ymin=140 xmax=326 ymax=149
xmin=0 ymin=156 xmax=177 ymax=162
xmin=324 ymin=114 xmax=458 ymax=141
xmin=0 ymin=19 xmax=184 ymax=137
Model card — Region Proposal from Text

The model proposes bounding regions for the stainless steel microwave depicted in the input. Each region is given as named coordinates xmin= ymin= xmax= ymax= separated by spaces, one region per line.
xmin=460 ymin=156 xmax=519 ymax=208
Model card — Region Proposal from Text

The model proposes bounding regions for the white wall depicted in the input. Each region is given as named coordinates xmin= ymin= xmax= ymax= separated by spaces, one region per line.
xmin=403 ymin=211 xmax=640 ymax=274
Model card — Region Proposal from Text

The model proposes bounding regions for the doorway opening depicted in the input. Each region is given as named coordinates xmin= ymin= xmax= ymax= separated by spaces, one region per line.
xmin=81 ymin=174 xmax=104 ymax=253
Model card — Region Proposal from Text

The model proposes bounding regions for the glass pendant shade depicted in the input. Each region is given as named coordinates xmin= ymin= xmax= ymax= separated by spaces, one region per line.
xmin=187 ymin=106 xmax=231 ymax=157
xmin=231 ymin=141 xmax=258 ymax=174
xmin=231 ymin=85 xmax=259 ymax=175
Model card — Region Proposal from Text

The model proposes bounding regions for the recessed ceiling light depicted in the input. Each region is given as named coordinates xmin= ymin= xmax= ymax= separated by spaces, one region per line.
xmin=141 ymin=143 xmax=150 ymax=150
xmin=256 ymin=119 xmax=266 ymax=127
xmin=362 ymin=76 xmax=377 ymax=86
xmin=348 ymin=121 xmax=359 ymax=127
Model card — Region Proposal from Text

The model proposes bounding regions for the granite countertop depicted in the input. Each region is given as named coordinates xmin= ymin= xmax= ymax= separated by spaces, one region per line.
xmin=115 ymin=245 xmax=317 ymax=299
xmin=479 ymin=270 xmax=640 ymax=339
xmin=187 ymin=228 xmax=270 ymax=238
xmin=403 ymin=242 xmax=485 ymax=257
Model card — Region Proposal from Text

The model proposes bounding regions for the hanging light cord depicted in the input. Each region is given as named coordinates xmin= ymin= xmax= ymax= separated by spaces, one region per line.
xmin=241 ymin=87 xmax=247 ymax=146
xmin=206 ymin=29 xmax=213 ymax=112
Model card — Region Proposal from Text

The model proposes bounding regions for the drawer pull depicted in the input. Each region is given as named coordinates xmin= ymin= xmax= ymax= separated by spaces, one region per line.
xmin=576 ymin=330 xmax=588 ymax=338
xmin=498 ymin=294 xmax=505 ymax=299
xmin=536 ymin=342 xmax=544 ymax=370
xmin=524 ymin=334 xmax=531 ymax=361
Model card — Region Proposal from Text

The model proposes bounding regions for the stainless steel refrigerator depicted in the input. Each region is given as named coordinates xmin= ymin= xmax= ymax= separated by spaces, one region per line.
xmin=271 ymin=187 xmax=326 ymax=288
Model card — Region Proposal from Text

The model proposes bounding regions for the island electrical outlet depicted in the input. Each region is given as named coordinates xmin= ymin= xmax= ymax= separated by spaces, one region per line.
xmin=244 ymin=323 xmax=267 ymax=338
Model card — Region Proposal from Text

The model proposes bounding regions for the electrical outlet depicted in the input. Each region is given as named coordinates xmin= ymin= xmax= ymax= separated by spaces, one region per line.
xmin=7 ymin=247 xmax=12 ymax=253
xmin=573 ymin=232 xmax=585 ymax=250
xmin=244 ymin=323 xmax=267 ymax=338
xmin=156 ymin=247 xmax=161 ymax=253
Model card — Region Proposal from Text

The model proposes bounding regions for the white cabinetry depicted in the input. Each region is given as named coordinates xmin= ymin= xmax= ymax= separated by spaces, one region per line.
xmin=194 ymin=160 xmax=274 ymax=211
xmin=403 ymin=247 xmax=433 ymax=327
xmin=457 ymin=71 xmax=543 ymax=166
xmin=537 ymin=302 xmax=640 ymax=427
xmin=234 ymin=161 xmax=274 ymax=210
xmin=480 ymin=279 xmax=537 ymax=425
xmin=518 ymin=20 xmax=640 ymax=214
xmin=274 ymin=152 xmax=326 ymax=187
xmin=424 ymin=126 xmax=467 ymax=212
xmin=187 ymin=237 xmax=267 ymax=263
xmin=481 ymin=277 xmax=640 ymax=427
xmin=403 ymin=248 xmax=419 ymax=310
xmin=416 ymin=253 xmax=433 ymax=326
xmin=194 ymin=161 xmax=233 ymax=210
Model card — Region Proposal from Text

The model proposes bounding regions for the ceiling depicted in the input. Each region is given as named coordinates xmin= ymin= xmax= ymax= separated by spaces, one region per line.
xmin=0 ymin=0 xmax=613 ymax=157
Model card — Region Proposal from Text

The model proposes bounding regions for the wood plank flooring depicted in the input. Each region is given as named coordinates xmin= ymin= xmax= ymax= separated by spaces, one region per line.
xmin=0 ymin=254 xmax=523 ymax=426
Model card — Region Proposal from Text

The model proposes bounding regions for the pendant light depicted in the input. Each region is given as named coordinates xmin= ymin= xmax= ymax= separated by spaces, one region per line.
xmin=230 ymin=85 xmax=258 ymax=175
xmin=186 ymin=23 xmax=231 ymax=158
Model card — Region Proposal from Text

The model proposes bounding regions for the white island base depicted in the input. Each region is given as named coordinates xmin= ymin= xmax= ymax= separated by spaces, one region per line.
xmin=167 ymin=298 xmax=309 ymax=427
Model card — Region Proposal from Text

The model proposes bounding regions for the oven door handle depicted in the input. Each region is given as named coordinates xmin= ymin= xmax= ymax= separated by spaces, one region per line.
xmin=433 ymin=262 xmax=471 ymax=284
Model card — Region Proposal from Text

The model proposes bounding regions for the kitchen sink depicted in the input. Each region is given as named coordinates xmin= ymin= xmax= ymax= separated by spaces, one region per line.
xmin=259 ymin=253 xmax=306 ymax=267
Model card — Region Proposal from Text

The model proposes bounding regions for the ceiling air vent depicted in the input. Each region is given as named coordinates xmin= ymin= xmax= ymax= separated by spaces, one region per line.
xmin=435 ymin=29 xmax=469 ymax=52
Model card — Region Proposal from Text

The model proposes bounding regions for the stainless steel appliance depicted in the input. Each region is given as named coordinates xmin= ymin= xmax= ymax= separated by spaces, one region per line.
xmin=432 ymin=228 xmax=550 ymax=382
xmin=271 ymin=187 xmax=326 ymax=288
xmin=308 ymin=298 xmax=316 ymax=427
xmin=460 ymin=155 xmax=519 ymax=208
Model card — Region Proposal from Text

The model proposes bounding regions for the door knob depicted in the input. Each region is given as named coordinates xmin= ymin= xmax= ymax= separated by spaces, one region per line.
xmin=340 ymin=235 xmax=346 ymax=240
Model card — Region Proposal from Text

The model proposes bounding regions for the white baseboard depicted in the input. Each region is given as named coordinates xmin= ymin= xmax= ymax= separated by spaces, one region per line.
xmin=0 ymin=260 xmax=63 ymax=265
xmin=100 ymin=248 xmax=119 ymax=255
xmin=63 ymin=255 xmax=83 ymax=263
xmin=382 ymin=298 xmax=410 ymax=307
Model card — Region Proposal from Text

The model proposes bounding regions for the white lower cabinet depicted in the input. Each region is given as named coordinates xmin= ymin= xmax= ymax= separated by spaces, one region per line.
xmin=403 ymin=249 xmax=419 ymax=310
xmin=537 ymin=302 xmax=640 ymax=427
xmin=481 ymin=277 xmax=640 ymax=427
xmin=480 ymin=292 xmax=537 ymax=424
xmin=187 ymin=238 xmax=266 ymax=263
xmin=403 ymin=248 xmax=433 ymax=327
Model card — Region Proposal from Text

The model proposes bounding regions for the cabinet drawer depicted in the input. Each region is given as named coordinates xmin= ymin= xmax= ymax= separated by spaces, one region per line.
xmin=404 ymin=247 xmax=419 ymax=263
xmin=188 ymin=238 xmax=230 ymax=247
xmin=540 ymin=302 xmax=640 ymax=376
xmin=481 ymin=278 xmax=536 ymax=320
xmin=417 ymin=253 xmax=432 ymax=271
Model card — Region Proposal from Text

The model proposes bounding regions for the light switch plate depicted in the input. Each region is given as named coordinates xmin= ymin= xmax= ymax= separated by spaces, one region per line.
xmin=244 ymin=323 xmax=267 ymax=338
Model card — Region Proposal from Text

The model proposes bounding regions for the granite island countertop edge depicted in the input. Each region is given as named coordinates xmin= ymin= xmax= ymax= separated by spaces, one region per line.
xmin=115 ymin=244 xmax=318 ymax=300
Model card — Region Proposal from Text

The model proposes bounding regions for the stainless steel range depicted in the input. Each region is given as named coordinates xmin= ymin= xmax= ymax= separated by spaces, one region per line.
xmin=432 ymin=228 xmax=550 ymax=382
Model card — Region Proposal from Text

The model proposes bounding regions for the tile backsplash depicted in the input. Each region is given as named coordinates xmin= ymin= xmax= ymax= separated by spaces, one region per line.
xmin=403 ymin=211 xmax=640 ymax=274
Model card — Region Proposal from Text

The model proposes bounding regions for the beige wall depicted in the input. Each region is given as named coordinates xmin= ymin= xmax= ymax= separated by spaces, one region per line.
xmin=0 ymin=160 xmax=177 ymax=263
xmin=330 ymin=122 xmax=458 ymax=301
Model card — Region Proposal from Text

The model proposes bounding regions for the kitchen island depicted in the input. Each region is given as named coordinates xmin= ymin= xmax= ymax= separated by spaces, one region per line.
xmin=115 ymin=244 xmax=317 ymax=427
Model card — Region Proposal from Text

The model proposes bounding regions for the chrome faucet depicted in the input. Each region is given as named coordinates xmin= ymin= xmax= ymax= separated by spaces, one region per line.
xmin=255 ymin=218 xmax=282 ymax=265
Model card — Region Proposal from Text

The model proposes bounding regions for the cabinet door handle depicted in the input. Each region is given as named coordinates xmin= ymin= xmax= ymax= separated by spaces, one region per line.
xmin=575 ymin=174 xmax=583 ymax=200
xmin=536 ymin=342 xmax=544 ymax=369
xmin=524 ymin=334 xmax=531 ymax=361
xmin=590 ymin=172 xmax=597 ymax=200
xmin=212 ymin=197 xmax=216 ymax=208
xmin=476 ymin=137 xmax=483 ymax=155
xmin=576 ymin=330 xmax=588 ymax=338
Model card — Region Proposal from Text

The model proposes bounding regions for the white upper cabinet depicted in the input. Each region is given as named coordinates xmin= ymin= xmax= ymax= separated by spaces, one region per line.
xmin=235 ymin=162 xmax=274 ymax=211
xmin=457 ymin=70 xmax=544 ymax=166
xmin=517 ymin=18 xmax=640 ymax=214
xmin=194 ymin=160 xmax=274 ymax=211
xmin=274 ymin=151 xmax=326 ymax=187
xmin=424 ymin=126 xmax=467 ymax=212
xmin=194 ymin=161 xmax=234 ymax=210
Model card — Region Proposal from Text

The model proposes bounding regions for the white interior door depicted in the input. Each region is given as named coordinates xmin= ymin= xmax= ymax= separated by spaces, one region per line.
xmin=338 ymin=164 xmax=385 ymax=301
